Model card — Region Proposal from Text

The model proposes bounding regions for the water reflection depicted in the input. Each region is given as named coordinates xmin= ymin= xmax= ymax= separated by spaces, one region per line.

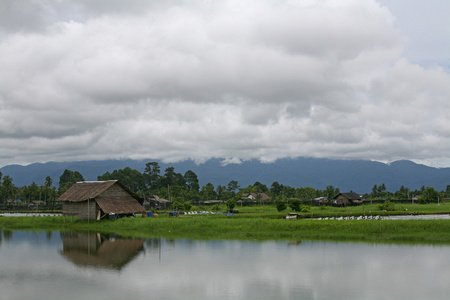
xmin=0 ymin=230 xmax=449 ymax=300
xmin=59 ymin=231 xmax=145 ymax=271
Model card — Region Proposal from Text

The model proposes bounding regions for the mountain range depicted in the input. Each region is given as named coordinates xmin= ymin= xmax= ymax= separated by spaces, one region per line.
xmin=1 ymin=158 xmax=449 ymax=193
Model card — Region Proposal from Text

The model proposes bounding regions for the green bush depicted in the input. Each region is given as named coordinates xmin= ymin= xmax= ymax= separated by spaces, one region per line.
xmin=300 ymin=205 xmax=310 ymax=213
xmin=226 ymin=199 xmax=236 ymax=210
xmin=379 ymin=200 xmax=395 ymax=211
xmin=183 ymin=201 xmax=192 ymax=211
xmin=172 ymin=201 xmax=182 ymax=210
xmin=211 ymin=204 xmax=221 ymax=212
xmin=288 ymin=199 xmax=301 ymax=212
xmin=276 ymin=200 xmax=287 ymax=212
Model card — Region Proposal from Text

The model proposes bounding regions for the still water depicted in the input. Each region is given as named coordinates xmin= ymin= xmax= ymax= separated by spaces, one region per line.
xmin=0 ymin=230 xmax=449 ymax=300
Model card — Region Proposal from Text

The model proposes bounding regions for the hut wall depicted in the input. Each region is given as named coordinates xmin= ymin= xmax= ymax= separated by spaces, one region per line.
xmin=63 ymin=201 xmax=98 ymax=220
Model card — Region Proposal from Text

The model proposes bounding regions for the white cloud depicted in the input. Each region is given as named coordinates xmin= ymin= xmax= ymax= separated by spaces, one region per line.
xmin=0 ymin=0 xmax=449 ymax=167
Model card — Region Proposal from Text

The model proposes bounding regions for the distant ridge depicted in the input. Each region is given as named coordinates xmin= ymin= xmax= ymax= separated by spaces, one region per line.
xmin=1 ymin=158 xmax=449 ymax=193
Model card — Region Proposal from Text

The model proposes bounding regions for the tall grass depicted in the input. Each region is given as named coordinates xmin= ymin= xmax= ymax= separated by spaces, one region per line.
xmin=2 ymin=213 xmax=449 ymax=243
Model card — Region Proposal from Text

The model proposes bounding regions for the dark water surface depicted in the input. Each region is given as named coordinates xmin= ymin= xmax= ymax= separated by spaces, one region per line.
xmin=0 ymin=230 xmax=449 ymax=300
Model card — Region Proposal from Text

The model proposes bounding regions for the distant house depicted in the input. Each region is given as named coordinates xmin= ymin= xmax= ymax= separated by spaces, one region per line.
xmin=333 ymin=193 xmax=364 ymax=206
xmin=241 ymin=193 xmax=271 ymax=202
xmin=312 ymin=197 xmax=329 ymax=205
xmin=57 ymin=181 xmax=145 ymax=220
xmin=144 ymin=195 xmax=170 ymax=209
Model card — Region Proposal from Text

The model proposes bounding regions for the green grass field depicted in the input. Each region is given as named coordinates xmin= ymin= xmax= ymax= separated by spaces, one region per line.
xmin=1 ymin=202 xmax=449 ymax=243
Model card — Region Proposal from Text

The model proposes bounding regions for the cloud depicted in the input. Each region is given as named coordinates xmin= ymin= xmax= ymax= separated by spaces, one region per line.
xmin=0 ymin=0 xmax=449 ymax=167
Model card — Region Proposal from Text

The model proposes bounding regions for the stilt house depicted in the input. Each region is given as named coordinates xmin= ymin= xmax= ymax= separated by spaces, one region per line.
xmin=57 ymin=181 xmax=145 ymax=220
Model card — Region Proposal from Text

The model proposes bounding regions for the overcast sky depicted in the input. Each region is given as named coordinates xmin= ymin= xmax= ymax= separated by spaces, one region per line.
xmin=1 ymin=0 xmax=449 ymax=168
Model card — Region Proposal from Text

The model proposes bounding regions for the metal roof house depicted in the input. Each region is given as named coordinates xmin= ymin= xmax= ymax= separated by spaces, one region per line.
xmin=57 ymin=181 xmax=145 ymax=220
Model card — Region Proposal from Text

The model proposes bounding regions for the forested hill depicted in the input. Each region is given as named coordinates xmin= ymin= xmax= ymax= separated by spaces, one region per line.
xmin=1 ymin=158 xmax=449 ymax=193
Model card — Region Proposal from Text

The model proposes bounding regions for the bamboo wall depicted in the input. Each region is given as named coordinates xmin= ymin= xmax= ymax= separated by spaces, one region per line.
xmin=63 ymin=201 xmax=98 ymax=220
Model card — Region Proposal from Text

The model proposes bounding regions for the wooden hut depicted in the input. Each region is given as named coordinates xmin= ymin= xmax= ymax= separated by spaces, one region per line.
xmin=57 ymin=180 xmax=145 ymax=220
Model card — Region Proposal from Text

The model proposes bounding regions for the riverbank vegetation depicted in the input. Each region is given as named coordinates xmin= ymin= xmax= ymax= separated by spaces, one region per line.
xmin=2 ymin=202 xmax=449 ymax=243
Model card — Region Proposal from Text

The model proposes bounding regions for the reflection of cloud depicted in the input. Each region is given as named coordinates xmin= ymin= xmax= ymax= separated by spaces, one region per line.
xmin=59 ymin=231 xmax=145 ymax=271
xmin=128 ymin=240 xmax=450 ymax=299
xmin=1 ymin=233 xmax=450 ymax=299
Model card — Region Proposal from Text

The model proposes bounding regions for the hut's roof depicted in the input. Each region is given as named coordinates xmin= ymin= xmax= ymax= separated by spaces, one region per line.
xmin=96 ymin=196 xmax=145 ymax=214
xmin=57 ymin=181 xmax=140 ymax=202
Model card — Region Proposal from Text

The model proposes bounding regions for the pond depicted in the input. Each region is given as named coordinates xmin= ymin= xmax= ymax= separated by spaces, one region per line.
xmin=0 ymin=230 xmax=449 ymax=300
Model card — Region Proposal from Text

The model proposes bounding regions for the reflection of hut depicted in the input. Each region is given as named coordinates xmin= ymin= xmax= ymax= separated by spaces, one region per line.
xmin=57 ymin=181 xmax=145 ymax=220
xmin=59 ymin=231 xmax=145 ymax=270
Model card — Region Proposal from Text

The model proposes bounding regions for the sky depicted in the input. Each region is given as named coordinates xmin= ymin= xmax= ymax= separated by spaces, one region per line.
xmin=0 ymin=0 xmax=449 ymax=168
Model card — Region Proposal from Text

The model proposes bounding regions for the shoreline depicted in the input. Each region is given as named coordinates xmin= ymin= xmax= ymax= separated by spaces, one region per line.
xmin=1 ymin=214 xmax=450 ymax=244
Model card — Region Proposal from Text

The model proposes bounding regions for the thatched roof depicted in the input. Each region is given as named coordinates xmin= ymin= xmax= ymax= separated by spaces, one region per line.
xmin=57 ymin=180 xmax=145 ymax=215
xmin=57 ymin=181 xmax=141 ymax=202
xmin=96 ymin=196 xmax=145 ymax=214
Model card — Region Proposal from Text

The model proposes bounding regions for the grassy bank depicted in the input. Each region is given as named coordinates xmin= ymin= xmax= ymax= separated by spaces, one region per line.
xmin=1 ymin=213 xmax=450 ymax=243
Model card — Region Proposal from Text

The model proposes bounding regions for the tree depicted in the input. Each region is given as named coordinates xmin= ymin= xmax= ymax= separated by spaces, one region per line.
xmin=59 ymin=169 xmax=84 ymax=194
xmin=45 ymin=176 xmax=53 ymax=188
xmin=144 ymin=162 xmax=161 ymax=190
xmin=226 ymin=180 xmax=240 ymax=199
xmin=215 ymin=184 xmax=226 ymax=200
xmin=324 ymin=185 xmax=339 ymax=199
xmin=252 ymin=182 xmax=269 ymax=193
xmin=1 ymin=175 xmax=15 ymax=203
xmin=201 ymin=183 xmax=216 ymax=201
xmin=227 ymin=180 xmax=240 ymax=192
xmin=98 ymin=167 xmax=145 ymax=192
xmin=159 ymin=167 xmax=185 ymax=188
xmin=295 ymin=187 xmax=316 ymax=201
xmin=184 ymin=170 xmax=200 ymax=192
xmin=419 ymin=187 xmax=440 ymax=204
xmin=270 ymin=181 xmax=283 ymax=197
xmin=371 ymin=184 xmax=378 ymax=198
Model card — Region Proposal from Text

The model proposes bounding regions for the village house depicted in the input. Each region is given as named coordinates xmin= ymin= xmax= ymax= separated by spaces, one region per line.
xmin=241 ymin=193 xmax=271 ymax=203
xmin=57 ymin=180 xmax=145 ymax=220
xmin=144 ymin=195 xmax=170 ymax=209
xmin=333 ymin=192 xmax=364 ymax=206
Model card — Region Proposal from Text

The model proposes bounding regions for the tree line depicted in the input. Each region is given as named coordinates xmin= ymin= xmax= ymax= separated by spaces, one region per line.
xmin=1 ymin=162 xmax=449 ymax=206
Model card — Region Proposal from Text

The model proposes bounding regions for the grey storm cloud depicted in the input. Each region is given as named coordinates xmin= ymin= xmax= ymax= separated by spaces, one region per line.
xmin=0 ymin=0 xmax=450 ymax=167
